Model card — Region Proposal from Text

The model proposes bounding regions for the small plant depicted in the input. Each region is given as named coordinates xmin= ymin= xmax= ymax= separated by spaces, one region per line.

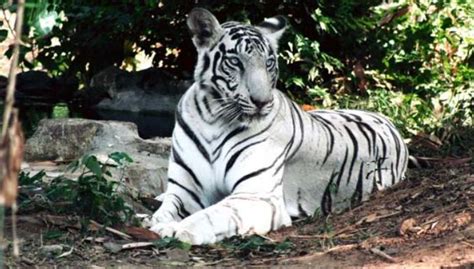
xmin=153 ymin=237 xmax=192 ymax=251
xmin=19 ymin=152 xmax=135 ymax=226
xmin=222 ymin=235 xmax=294 ymax=255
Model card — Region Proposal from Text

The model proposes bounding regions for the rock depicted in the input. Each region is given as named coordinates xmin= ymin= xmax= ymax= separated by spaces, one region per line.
xmin=16 ymin=71 xmax=55 ymax=97
xmin=40 ymin=244 xmax=64 ymax=256
xmin=24 ymin=118 xmax=171 ymax=198
xmin=0 ymin=71 xmax=79 ymax=102
xmin=89 ymin=67 xmax=191 ymax=114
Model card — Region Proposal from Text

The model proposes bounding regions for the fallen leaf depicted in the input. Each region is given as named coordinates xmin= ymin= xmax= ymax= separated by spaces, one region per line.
xmin=301 ymin=104 xmax=317 ymax=111
xmin=399 ymin=218 xmax=418 ymax=236
xmin=454 ymin=212 xmax=471 ymax=227
xmin=121 ymin=226 xmax=161 ymax=240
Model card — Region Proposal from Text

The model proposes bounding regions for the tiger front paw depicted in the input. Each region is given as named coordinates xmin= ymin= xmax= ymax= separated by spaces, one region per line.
xmin=174 ymin=227 xmax=217 ymax=245
xmin=149 ymin=221 xmax=178 ymax=238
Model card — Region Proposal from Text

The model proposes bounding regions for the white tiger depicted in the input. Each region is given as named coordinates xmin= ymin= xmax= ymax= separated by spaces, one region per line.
xmin=149 ymin=8 xmax=409 ymax=245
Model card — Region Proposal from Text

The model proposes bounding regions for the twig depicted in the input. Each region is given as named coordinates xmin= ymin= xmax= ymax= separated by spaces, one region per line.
xmin=289 ymin=234 xmax=333 ymax=239
xmin=89 ymin=220 xmax=132 ymax=240
xmin=11 ymin=202 xmax=19 ymax=256
xmin=256 ymin=234 xmax=276 ymax=243
xmin=1 ymin=0 xmax=25 ymax=259
xmin=56 ymin=246 xmax=74 ymax=258
xmin=2 ymin=0 xmax=24 ymax=137
xmin=370 ymin=247 xmax=397 ymax=263
xmin=121 ymin=242 xmax=154 ymax=250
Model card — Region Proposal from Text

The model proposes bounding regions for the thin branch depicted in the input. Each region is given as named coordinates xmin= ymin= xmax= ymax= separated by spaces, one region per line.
xmin=2 ymin=0 xmax=25 ymax=138
xmin=1 ymin=9 xmax=16 ymax=39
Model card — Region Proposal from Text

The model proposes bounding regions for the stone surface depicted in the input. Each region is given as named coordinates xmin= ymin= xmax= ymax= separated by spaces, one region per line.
xmin=0 ymin=71 xmax=78 ymax=101
xmin=24 ymin=118 xmax=171 ymax=198
xmin=88 ymin=66 xmax=191 ymax=114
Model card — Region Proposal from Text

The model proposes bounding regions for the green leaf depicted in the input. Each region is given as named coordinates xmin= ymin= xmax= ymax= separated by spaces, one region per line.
xmin=0 ymin=29 xmax=8 ymax=42
xmin=109 ymin=152 xmax=133 ymax=165
xmin=43 ymin=229 xmax=64 ymax=240
xmin=83 ymin=155 xmax=102 ymax=177
xmin=153 ymin=237 xmax=191 ymax=251
xmin=19 ymin=170 xmax=46 ymax=185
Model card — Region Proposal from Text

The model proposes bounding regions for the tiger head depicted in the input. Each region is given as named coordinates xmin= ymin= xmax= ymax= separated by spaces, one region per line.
xmin=187 ymin=8 xmax=286 ymax=121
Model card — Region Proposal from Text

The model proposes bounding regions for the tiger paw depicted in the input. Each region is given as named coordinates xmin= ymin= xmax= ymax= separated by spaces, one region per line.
xmin=149 ymin=221 xmax=178 ymax=238
xmin=174 ymin=227 xmax=217 ymax=245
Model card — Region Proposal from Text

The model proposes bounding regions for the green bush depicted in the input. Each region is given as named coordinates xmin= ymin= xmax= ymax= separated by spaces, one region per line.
xmin=19 ymin=152 xmax=135 ymax=226
xmin=6 ymin=0 xmax=473 ymax=144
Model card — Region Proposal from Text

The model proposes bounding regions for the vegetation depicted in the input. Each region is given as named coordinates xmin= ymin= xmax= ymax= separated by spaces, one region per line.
xmin=19 ymin=152 xmax=135 ymax=226
xmin=2 ymin=0 xmax=473 ymax=146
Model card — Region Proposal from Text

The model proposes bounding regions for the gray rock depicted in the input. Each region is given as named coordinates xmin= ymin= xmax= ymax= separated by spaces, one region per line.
xmin=24 ymin=118 xmax=171 ymax=198
xmin=90 ymin=67 xmax=191 ymax=114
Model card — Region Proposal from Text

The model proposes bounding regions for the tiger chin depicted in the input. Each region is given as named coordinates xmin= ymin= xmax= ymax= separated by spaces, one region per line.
xmin=149 ymin=8 xmax=409 ymax=245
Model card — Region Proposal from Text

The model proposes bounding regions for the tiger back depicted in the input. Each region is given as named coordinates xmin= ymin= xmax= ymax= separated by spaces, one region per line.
xmin=149 ymin=8 xmax=409 ymax=245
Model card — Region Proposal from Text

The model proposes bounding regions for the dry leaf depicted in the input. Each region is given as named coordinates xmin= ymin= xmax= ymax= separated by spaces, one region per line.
xmin=301 ymin=104 xmax=317 ymax=111
xmin=122 ymin=226 xmax=161 ymax=240
xmin=399 ymin=218 xmax=418 ymax=236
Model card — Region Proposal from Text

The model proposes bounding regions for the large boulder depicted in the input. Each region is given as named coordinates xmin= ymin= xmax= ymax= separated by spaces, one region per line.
xmin=87 ymin=66 xmax=192 ymax=114
xmin=24 ymin=118 xmax=171 ymax=198
xmin=11 ymin=71 xmax=78 ymax=101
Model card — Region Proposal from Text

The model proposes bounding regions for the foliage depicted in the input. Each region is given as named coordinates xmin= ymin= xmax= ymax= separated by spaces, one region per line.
xmin=19 ymin=152 xmax=135 ymax=226
xmin=153 ymin=236 xmax=192 ymax=251
xmin=222 ymin=235 xmax=294 ymax=255
xmin=3 ymin=0 xmax=473 ymax=144
xmin=281 ymin=0 xmax=473 ymax=142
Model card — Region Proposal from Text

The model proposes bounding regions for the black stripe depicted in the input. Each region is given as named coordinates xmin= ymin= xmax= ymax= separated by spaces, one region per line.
xmin=172 ymin=146 xmax=202 ymax=189
xmin=355 ymin=123 xmax=372 ymax=156
xmin=231 ymin=167 xmax=270 ymax=192
xmin=388 ymin=127 xmax=401 ymax=178
xmin=321 ymin=170 xmax=339 ymax=215
xmin=350 ymin=163 xmax=364 ymax=207
xmin=212 ymin=125 xmax=247 ymax=156
xmin=168 ymin=178 xmax=205 ymax=209
xmin=224 ymin=138 xmax=267 ymax=176
xmin=335 ymin=147 xmax=349 ymax=193
xmin=226 ymin=117 xmax=275 ymax=155
xmin=212 ymin=51 xmax=221 ymax=75
xmin=170 ymin=194 xmax=190 ymax=218
xmin=390 ymin=163 xmax=396 ymax=185
xmin=194 ymin=94 xmax=204 ymax=119
xmin=285 ymin=101 xmax=305 ymax=161
xmin=199 ymin=53 xmax=210 ymax=79
xmin=344 ymin=125 xmax=359 ymax=184
xmin=176 ymin=113 xmax=210 ymax=162
xmin=358 ymin=122 xmax=378 ymax=155
xmin=297 ymin=189 xmax=309 ymax=217
xmin=273 ymin=100 xmax=297 ymax=175
xmin=310 ymin=114 xmax=335 ymax=165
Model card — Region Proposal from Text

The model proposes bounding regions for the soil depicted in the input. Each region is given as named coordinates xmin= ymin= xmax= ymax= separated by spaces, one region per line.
xmin=3 ymin=161 xmax=473 ymax=268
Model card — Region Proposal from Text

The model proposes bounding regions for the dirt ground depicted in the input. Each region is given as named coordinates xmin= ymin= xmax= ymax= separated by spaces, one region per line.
xmin=2 ymin=159 xmax=473 ymax=268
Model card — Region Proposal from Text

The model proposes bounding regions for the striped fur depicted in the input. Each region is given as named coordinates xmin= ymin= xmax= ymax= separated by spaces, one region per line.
xmin=149 ymin=8 xmax=409 ymax=244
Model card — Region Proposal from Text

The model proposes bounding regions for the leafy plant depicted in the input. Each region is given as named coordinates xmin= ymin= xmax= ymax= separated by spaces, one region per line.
xmin=153 ymin=237 xmax=192 ymax=251
xmin=222 ymin=235 xmax=294 ymax=254
xmin=19 ymin=152 xmax=135 ymax=226
xmin=4 ymin=0 xmax=472 ymax=148
xmin=19 ymin=170 xmax=45 ymax=186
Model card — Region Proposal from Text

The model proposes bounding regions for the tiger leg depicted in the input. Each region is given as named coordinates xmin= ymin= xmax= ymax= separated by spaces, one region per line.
xmin=169 ymin=192 xmax=291 ymax=245
xmin=149 ymin=160 xmax=207 ymax=235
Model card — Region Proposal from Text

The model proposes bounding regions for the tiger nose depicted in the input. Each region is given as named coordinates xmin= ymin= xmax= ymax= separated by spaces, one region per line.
xmin=250 ymin=97 xmax=269 ymax=109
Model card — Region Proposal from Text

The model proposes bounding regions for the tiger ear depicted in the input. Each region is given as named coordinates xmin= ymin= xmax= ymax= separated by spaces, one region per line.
xmin=257 ymin=16 xmax=287 ymax=50
xmin=187 ymin=8 xmax=223 ymax=49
